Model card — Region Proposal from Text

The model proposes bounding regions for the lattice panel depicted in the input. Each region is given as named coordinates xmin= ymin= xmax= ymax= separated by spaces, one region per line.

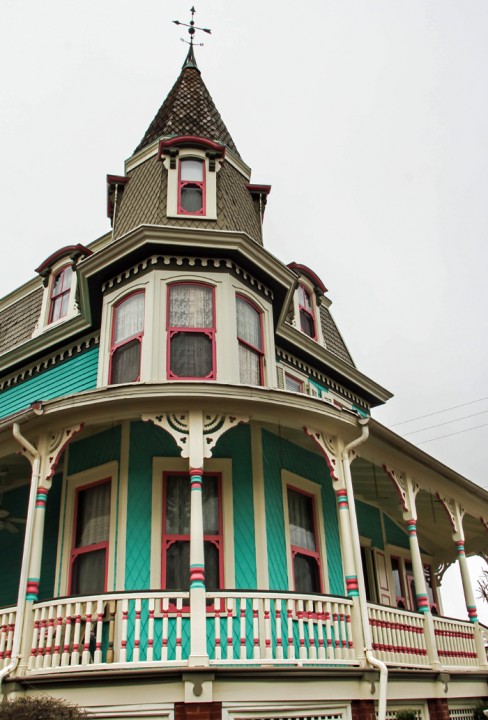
xmin=448 ymin=705 xmax=477 ymax=720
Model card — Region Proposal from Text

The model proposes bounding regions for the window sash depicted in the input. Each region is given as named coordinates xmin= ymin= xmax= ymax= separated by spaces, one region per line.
xmin=167 ymin=284 xmax=215 ymax=379
xmin=298 ymin=285 xmax=316 ymax=339
xmin=287 ymin=486 xmax=322 ymax=593
xmin=49 ymin=266 xmax=73 ymax=323
xmin=110 ymin=292 xmax=145 ymax=384
xmin=178 ymin=159 xmax=205 ymax=215
xmin=70 ymin=480 xmax=111 ymax=595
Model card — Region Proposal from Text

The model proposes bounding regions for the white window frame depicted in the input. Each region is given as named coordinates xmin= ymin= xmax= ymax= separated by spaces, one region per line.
xmin=162 ymin=147 xmax=221 ymax=220
xmin=33 ymin=259 xmax=79 ymax=336
xmin=55 ymin=461 xmax=119 ymax=596
xmin=281 ymin=469 xmax=329 ymax=594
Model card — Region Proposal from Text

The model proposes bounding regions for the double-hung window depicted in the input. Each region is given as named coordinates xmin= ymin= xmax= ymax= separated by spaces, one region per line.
xmin=167 ymin=283 xmax=215 ymax=379
xmin=49 ymin=265 xmax=73 ymax=323
xmin=236 ymin=295 xmax=264 ymax=385
xmin=162 ymin=472 xmax=223 ymax=591
xmin=178 ymin=158 xmax=205 ymax=215
xmin=297 ymin=284 xmax=316 ymax=339
xmin=69 ymin=479 xmax=111 ymax=595
xmin=109 ymin=292 xmax=145 ymax=384
xmin=287 ymin=486 xmax=322 ymax=593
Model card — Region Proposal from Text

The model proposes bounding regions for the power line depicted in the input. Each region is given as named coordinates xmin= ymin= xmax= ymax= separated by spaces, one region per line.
xmin=403 ymin=409 xmax=488 ymax=435
xmin=390 ymin=396 xmax=488 ymax=427
xmin=417 ymin=421 xmax=488 ymax=445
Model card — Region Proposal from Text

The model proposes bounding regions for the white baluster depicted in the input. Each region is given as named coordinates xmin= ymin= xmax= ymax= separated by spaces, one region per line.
xmin=147 ymin=598 xmax=155 ymax=663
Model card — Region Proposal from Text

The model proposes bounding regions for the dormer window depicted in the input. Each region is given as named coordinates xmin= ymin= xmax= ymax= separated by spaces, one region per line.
xmin=109 ymin=291 xmax=145 ymax=384
xmin=49 ymin=265 xmax=73 ymax=324
xmin=298 ymin=284 xmax=316 ymax=339
xmin=179 ymin=159 xmax=205 ymax=215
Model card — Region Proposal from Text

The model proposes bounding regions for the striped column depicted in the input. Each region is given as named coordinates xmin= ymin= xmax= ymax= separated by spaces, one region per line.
xmin=335 ymin=489 xmax=359 ymax=598
xmin=189 ymin=468 xmax=209 ymax=666
xmin=456 ymin=541 xmax=478 ymax=623
xmin=405 ymin=518 xmax=430 ymax=614
xmin=25 ymin=486 xmax=51 ymax=602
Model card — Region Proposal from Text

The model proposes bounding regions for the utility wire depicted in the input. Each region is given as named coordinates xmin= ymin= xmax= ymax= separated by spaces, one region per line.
xmin=417 ymin=421 xmax=488 ymax=445
xmin=402 ymin=408 xmax=488 ymax=435
xmin=390 ymin=396 xmax=488 ymax=427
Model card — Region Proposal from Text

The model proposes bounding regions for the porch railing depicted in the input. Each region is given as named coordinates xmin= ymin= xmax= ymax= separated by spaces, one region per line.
xmin=367 ymin=603 xmax=430 ymax=666
xmin=0 ymin=606 xmax=16 ymax=669
xmin=432 ymin=616 xmax=480 ymax=667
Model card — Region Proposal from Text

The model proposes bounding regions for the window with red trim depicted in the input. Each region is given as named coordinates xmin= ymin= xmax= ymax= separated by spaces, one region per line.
xmin=109 ymin=292 xmax=145 ymax=384
xmin=297 ymin=284 xmax=316 ymax=339
xmin=424 ymin=564 xmax=439 ymax=614
xmin=49 ymin=265 xmax=73 ymax=323
xmin=236 ymin=295 xmax=264 ymax=385
xmin=284 ymin=373 xmax=303 ymax=393
xmin=287 ymin=486 xmax=322 ymax=593
xmin=167 ymin=283 xmax=215 ymax=379
xmin=70 ymin=479 xmax=111 ymax=595
xmin=391 ymin=556 xmax=407 ymax=609
xmin=162 ymin=472 xmax=223 ymax=591
xmin=178 ymin=158 xmax=205 ymax=215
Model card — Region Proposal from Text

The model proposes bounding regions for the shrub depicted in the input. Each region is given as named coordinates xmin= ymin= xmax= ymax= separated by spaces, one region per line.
xmin=395 ymin=710 xmax=418 ymax=720
xmin=0 ymin=696 xmax=86 ymax=719
xmin=473 ymin=701 xmax=488 ymax=720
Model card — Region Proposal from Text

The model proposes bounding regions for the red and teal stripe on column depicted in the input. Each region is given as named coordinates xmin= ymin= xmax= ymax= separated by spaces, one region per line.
xmin=345 ymin=575 xmax=359 ymax=597
xmin=467 ymin=605 xmax=478 ymax=623
xmin=190 ymin=563 xmax=205 ymax=590
xmin=406 ymin=519 xmax=417 ymax=536
xmin=190 ymin=468 xmax=203 ymax=491
xmin=336 ymin=489 xmax=349 ymax=510
xmin=456 ymin=541 xmax=466 ymax=557
xmin=416 ymin=593 xmax=430 ymax=613
xmin=35 ymin=487 xmax=49 ymax=509
xmin=26 ymin=578 xmax=40 ymax=601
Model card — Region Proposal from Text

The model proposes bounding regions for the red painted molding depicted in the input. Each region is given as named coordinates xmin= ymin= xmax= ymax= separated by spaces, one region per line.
xmin=35 ymin=245 xmax=92 ymax=275
xmin=159 ymin=135 xmax=226 ymax=158
xmin=246 ymin=184 xmax=272 ymax=196
xmin=287 ymin=262 xmax=328 ymax=294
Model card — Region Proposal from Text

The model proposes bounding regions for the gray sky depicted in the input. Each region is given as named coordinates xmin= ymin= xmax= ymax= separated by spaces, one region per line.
xmin=1 ymin=0 xmax=487 ymax=621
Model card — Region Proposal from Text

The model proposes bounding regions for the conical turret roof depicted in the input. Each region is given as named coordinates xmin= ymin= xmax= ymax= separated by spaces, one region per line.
xmin=134 ymin=54 xmax=240 ymax=157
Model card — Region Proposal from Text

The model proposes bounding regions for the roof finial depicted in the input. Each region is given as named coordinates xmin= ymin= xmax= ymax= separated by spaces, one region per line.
xmin=173 ymin=6 xmax=211 ymax=70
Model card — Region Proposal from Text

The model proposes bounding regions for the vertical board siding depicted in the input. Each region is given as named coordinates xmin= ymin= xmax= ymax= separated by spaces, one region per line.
xmin=0 ymin=483 xmax=29 ymax=606
xmin=356 ymin=500 xmax=384 ymax=549
xmin=0 ymin=345 xmax=99 ymax=420
xmin=262 ymin=429 xmax=344 ymax=596
xmin=212 ymin=423 xmax=257 ymax=589
xmin=383 ymin=515 xmax=409 ymax=550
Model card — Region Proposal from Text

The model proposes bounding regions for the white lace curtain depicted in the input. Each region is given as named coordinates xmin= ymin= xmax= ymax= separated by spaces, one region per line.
xmin=287 ymin=488 xmax=316 ymax=551
xmin=76 ymin=482 xmax=111 ymax=548
xmin=236 ymin=297 xmax=262 ymax=348
xmin=169 ymin=284 xmax=213 ymax=328
xmin=114 ymin=293 xmax=144 ymax=344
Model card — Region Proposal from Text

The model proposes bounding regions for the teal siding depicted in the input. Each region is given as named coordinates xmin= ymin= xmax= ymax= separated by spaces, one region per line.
xmin=262 ymin=429 xmax=344 ymax=596
xmin=67 ymin=425 xmax=121 ymax=475
xmin=384 ymin=515 xmax=410 ymax=550
xmin=212 ymin=424 xmax=256 ymax=588
xmin=39 ymin=473 xmax=62 ymax=601
xmin=356 ymin=500 xmax=384 ymax=549
xmin=0 ymin=484 xmax=29 ymax=607
xmin=0 ymin=346 xmax=99 ymax=420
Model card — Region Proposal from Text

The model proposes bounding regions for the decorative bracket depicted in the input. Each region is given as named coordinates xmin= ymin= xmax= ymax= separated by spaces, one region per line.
xmin=437 ymin=495 xmax=465 ymax=542
xmin=303 ymin=427 xmax=340 ymax=485
xmin=142 ymin=413 xmax=190 ymax=456
xmin=383 ymin=466 xmax=419 ymax=520
xmin=481 ymin=517 xmax=488 ymax=534
xmin=44 ymin=425 xmax=84 ymax=482
xmin=202 ymin=414 xmax=249 ymax=458
xmin=434 ymin=561 xmax=453 ymax=587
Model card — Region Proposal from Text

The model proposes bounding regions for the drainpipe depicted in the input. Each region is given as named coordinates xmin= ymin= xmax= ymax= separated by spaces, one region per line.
xmin=0 ymin=424 xmax=41 ymax=692
xmin=342 ymin=418 xmax=388 ymax=720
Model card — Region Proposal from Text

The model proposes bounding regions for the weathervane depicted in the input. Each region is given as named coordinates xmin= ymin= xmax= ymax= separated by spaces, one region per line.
xmin=173 ymin=6 xmax=211 ymax=48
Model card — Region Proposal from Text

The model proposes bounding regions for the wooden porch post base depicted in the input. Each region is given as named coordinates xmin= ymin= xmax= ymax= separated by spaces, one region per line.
xmin=351 ymin=700 xmax=376 ymax=720
xmin=175 ymin=702 xmax=222 ymax=720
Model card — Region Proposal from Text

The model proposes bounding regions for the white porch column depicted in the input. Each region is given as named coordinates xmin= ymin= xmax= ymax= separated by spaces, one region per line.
xmin=383 ymin=467 xmax=440 ymax=669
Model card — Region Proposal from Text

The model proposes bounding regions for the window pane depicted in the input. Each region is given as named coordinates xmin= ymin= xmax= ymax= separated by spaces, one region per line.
xmin=169 ymin=285 xmax=213 ymax=328
xmin=52 ymin=266 xmax=73 ymax=298
xmin=300 ymin=310 xmax=315 ymax=337
xmin=75 ymin=483 xmax=110 ymax=547
xmin=181 ymin=159 xmax=204 ymax=182
xmin=166 ymin=476 xmax=190 ymax=534
xmin=111 ymin=339 xmax=141 ymax=383
xmin=288 ymin=489 xmax=316 ymax=551
xmin=238 ymin=344 xmax=261 ymax=385
xmin=170 ymin=332 xmax=212 ymax=377
xmin=294 ymin=553 xmax=320 ymax=594
xmin=285 ymin=375 xmax=302 ymax=393
xmin=203 ymin=476 xmax=219 ymax=534
xmin=166 ymin=541 xmax=190 ymax=589
xmin=50 ymin=296 xmax=65 ymax=322
xmin=114 ymin=294 xmax=144 ymax=344
xmin=298 ymin=286 xmax=312 ymax=310
xmin=236 ymin=297 xmax=262 ymax=349
xmin=71 ymin=549 xmax=106 ymax=595
xmin=204 ymin=542 xmax=219 ymax=590
xmin=181 ymin=186 xmax=203 ymax=213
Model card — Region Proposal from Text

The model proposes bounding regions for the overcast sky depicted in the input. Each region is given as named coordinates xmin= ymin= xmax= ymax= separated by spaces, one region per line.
xmin=1 ymin=1 xmax=487 ymax=621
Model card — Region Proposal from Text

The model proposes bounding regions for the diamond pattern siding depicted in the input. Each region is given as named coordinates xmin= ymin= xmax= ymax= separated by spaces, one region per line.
xmin=320 ymin=305 xmax=355 ymax=366
xmin=134 ymin=66 xmax=240 ymax=157
xmin=67 ymin=425 xmax=121 ymax=475
xmin=0 ymin=286 xmax=43 ymax=355
xmin=114 ymin=156 xmax=262 ymax=244
xmin=262 ymin=429 xmax=344 ymax=596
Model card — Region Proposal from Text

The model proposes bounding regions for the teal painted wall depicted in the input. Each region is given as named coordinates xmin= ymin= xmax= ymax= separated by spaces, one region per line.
xmin=0 ymin=346 xmax=99 ymax=420
xmin=262 ymin=429 xmax=344 ymax=596
xmin=356 ymin=500 xmax=384 ymax=549
xmin=212 ymin=423 xmax=256 ymax=588
xmin=0 ymin=484 xmax=29 ymax=607
xmin=39 ymin=473 xmax=62 ymax=601
xmin=384 ymin=515 xmax=410 ymax=550
xmin=67 ymin=425 xmax=121 ymax=475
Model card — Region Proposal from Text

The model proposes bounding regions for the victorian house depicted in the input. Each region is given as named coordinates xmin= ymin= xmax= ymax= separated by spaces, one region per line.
xmin=0 ymin=39 xmax=487 ymax=720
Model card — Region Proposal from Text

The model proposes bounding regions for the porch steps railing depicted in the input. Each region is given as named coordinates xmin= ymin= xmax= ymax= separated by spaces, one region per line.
xmin=0 ymin=606 xmax=16 ymax=669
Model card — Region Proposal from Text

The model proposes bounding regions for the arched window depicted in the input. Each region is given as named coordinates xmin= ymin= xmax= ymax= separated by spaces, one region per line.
xmin=236 ymin=295 xmax=264 ymax=385
xmin=178 ymin=158 xmax=205 ymax=215
xmin=297 ymin=284 xmax=316 ymax=339
xmin=167 ymin=283 xmax=215 ymax=379
xmin=49 ymin=265 xmax=73 ymax=323
xmin=109 ymin=292 xmax=145 ymax=384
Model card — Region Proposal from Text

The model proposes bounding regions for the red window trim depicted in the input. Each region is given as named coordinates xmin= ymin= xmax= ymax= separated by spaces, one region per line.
xmin=68 ymin=477 xmax=111 ymax=595
xmin=284 ymin=373 xmax=304 ymax=393
xmin=287 ymin=484 xmax=323 ymax=593
xmin=166 ymin=282 xmax=216 ymax=381
xmin=298 ymin=283 xmax=316 ymax=340
xmin=177 ymin=158 xmax=206 ymax=216
xmin=236 ymin=294 xmax=265 ymax=386
xmin=48 ymin=264 xmax=73 ymax=324
xmin=161 ymin=471 xmax=224 ymax=593
xmin=391 ymin=555 xmax=408 ymax=609
xmin=108 ymin=290 xmax=145 ymax=384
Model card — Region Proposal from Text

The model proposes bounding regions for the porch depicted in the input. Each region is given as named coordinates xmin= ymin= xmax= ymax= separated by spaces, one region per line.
xmin=1 ymin=591 xmax=486 ymax=676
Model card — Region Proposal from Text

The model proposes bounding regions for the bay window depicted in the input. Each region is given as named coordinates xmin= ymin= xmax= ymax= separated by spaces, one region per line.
xmin=167 ymin=282 xmax=215 ymax=379
xmin=109 ymin=291 xmax=145 ymax=384
xmin=297 ymin=284 xmax=316 ymax=339
xmin=287 ymin=486 xmax=322 ymax=593
xmin=49 ymin=265 xmax=73 ymax=323
xmin=162 ymin=472 xmax=223 ymax=591
xmin=236 ymin=295 xmax=264 ymax=385
xmin=69 ymin=479 xmax=111 ymax=595
xmin=178 ymin=158 xmax=205 ymax=215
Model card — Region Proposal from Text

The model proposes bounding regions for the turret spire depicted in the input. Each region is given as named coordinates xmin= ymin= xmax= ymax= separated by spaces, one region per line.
xmin=173 ymin=6 xmax=211 ymax=70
